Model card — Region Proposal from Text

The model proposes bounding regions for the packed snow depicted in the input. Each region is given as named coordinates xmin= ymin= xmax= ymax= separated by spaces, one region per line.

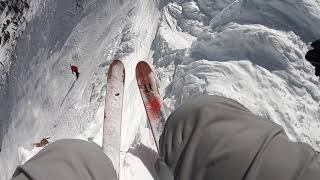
xmin=0 ymin=0 xmax=320 ymax=180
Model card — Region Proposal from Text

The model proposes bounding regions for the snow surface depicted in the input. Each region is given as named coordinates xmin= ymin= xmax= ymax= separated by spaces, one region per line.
xmin=0 ymin=0 xmax=320 ymax=179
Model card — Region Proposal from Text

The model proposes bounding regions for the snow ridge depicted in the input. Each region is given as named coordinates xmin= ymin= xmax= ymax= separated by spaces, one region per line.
xmin=153 ymin=0 xmax=320 ymax=150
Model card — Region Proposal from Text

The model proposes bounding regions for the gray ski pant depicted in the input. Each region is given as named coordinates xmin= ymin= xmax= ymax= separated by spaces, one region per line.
xmin=12 ymin=95 xmax=320 ymax=180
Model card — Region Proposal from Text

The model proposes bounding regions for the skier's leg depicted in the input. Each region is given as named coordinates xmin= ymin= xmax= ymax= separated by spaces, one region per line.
xmin=76 ymin=71 xmax=80 ymax=79
xmin=158 ymin=95 xmax=320 ymax=180
xmin=12 ymin=139 xmax=116 ymax=180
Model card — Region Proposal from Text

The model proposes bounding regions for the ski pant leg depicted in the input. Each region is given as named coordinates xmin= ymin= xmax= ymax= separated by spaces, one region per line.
xmin=76 ymin=71 xmax=80 ymax=79
xmin=157 ymin=95 xmax=320 ymax=180
xmin=12 ymin=139 xmax=117 ymax=180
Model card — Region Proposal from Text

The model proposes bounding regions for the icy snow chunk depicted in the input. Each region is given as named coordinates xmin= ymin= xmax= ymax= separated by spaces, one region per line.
xmin=167 ymin=2 xmax=182 ymax=19
xmin=198 ymin=0 xmax=236 ymax=18
xmin=181 ymin=2 xmax=200 ymax=20
xmin=191 ymin=23 xmax=307 ymax=71
xmin=160 ymin=1 xmax=209 ymax=37
xmin=210 ymin=0 xmax=320 ymax=41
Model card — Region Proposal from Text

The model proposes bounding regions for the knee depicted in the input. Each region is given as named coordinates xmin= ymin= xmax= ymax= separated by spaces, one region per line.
xmin=18 ymin=139 xmax=116 ymax=180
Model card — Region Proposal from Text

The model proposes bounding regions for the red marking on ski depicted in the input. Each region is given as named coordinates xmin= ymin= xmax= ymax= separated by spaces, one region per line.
xmin=149 ymin=97 xmax=161 ymax=120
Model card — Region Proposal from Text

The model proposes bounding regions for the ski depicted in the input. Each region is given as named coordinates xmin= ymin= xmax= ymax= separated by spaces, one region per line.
xmin=136 ymin=61 xmax=167 ymax=152
xmin=103 ymin=59 xmax=125 ymax=179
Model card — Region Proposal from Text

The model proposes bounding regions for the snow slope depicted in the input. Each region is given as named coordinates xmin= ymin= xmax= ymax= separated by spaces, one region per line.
xmin=1 ymin=0 xmax=320 ymax=179
xmin=0 ymin=0 xmax=161 ymax=179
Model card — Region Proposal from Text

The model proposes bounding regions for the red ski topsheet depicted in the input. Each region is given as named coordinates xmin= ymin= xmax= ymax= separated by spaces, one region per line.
xmin=136 ymin=61 xmax=167 ymax=152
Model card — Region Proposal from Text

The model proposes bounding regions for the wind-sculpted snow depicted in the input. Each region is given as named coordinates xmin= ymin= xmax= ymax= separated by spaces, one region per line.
xmin=154 ymin=0 xmax=320 ymax=153
xmin=210 ymin=0 xmax=320 ymax=41
xmin=168 ymin=26 xmax=320 ymax=141
xmin=191 ymin=23 xmax=308 ymax=72
xmin=198 ymin=0 xmax=235 ymax=18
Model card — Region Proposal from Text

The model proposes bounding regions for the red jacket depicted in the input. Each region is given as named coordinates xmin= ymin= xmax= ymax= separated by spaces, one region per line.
xmin=71 ymin=65 xmax=78 ymax=74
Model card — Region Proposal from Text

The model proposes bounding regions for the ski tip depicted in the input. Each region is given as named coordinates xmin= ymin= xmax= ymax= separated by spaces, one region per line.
xmin=136 ymin=61 xmax=149 ymax=67
xmin=107 ymin=59 xmax=125 ymax=80
xmin=136 ymin=61 xmax=152 ymax=76
xmin=110 ymin=59 xmax=122 ymax=66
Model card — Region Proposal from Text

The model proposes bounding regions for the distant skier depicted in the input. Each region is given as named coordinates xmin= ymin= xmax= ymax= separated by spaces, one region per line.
xmin=305 ymin=39 xmax=320 ymax=76
xmin=70 ymin=64 xmax=80 ymax=79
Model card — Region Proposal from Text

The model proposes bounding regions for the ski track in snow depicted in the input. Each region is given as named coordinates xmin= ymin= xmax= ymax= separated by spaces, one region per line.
xmin=0 ymin=0 xmax=320 ymax=179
